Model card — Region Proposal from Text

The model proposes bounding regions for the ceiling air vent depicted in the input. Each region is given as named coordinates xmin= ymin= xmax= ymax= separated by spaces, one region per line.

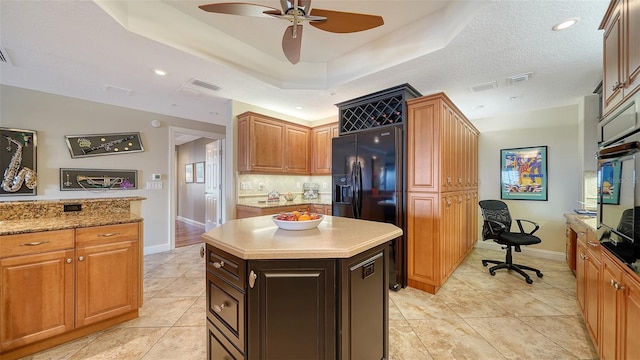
xmin=469 ymin=81 xmax=498 ymax=93
xmin=189 ymin=78 xmax=221 ymax=92
xmin=0 ymin=47 xmax=13 ymax=65
xmin=507 ymin=72 xmax=533 ymax=85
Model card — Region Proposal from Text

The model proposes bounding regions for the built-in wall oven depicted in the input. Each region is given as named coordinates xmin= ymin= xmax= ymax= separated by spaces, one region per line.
xmin=597 ymin=97 xmax=640 ymax=275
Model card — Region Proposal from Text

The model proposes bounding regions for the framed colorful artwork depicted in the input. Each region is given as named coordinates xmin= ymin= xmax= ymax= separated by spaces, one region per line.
xmin=500 ymin=145 xmax=548 ymax=201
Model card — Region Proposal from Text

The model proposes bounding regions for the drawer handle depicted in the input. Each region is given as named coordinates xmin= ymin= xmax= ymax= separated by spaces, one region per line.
xmin=200 ymin=246 xmax=205 ymax=258
xmin=249 ymin=270 xmax=257 ymax=289
xmin=213 ymin=260 xmax=225 ymax=269
xmin=587 ymin=241 xmax=599 ymax=248
xmin=98 ymin=232 xmax=120 ymax=237
xmin=213 ymin=303 xmax=226 ymax=313
xmin=19 ymin=240 xmax=50 ymax=246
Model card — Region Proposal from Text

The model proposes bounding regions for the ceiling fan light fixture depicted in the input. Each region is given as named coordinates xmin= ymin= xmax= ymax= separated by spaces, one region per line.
xmin=552 ymin=18 xmax=578 ymax=31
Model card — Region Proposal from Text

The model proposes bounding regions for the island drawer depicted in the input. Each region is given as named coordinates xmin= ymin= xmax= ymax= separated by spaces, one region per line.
xmin=76 ymin=222 xmax=139 ymax=247
xmin=0 ymin=229 xmax=74 ymax=258
xmin=207 ymin=319 xmax=245 ymax=360
xmin=207 ymin=271 xmax=245 ymax=353
xmin=206 ymin=245 xmax=246 ymax=290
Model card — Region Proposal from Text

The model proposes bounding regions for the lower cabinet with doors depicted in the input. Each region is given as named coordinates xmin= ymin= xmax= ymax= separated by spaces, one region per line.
xmin=204 ymin=242 xmax=389 ymax=359
xmin=575 ymin=226 xmax=601 ymax=351
xmin=600 ymin=250 xmax=640 ymax=360
xmin=0 ymin=221 xmax=143 ymax=360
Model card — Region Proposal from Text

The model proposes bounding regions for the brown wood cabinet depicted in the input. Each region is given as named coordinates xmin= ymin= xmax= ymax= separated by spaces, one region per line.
xmin=600 ymin=251 xmax=640 ymax=359
xmin=574 ymin=225 xmax=601 ymax=350
xmin=311 ymin=123 xmax=339 ymax=175
xmin=405 ymin=92 xmax=479 ymax=294
xmin=0 ymin=230 xmax=75 ymax=352
xmin=237 ymin=111 xmax=311 ymax=175
xmin=75 ymin=223 xmax=140 ymax=327
xmin=0 ymin=222 xmax=142 ymax=358
xmin=205 ymin=243 xmax=388 ymax=359
xmin=600 ymin=0 xmax=640 ymax=117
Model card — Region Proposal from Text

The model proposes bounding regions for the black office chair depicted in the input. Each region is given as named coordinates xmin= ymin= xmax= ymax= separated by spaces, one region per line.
xmin=478 ymin=200 xmax=543 ymax=284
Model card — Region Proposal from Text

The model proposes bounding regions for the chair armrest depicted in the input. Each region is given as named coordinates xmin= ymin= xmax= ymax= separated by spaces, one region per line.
xmin=515 ymin=219 xmax=539 ymax=235
xmin=485 ymin=220 xmax=507 ymax=235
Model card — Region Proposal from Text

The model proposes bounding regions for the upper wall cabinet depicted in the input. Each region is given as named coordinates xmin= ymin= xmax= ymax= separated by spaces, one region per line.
xmin=600 ymin=0 xmax=640 ymax=118
xmin=311 ymin=123 xmax=339 ymax=175
xmin=237 ymin=112 xmax=311 ymax=175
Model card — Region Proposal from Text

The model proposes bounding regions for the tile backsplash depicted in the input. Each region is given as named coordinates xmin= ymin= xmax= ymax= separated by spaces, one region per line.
xmin=238 ymin=174 xmax=331 ymax=199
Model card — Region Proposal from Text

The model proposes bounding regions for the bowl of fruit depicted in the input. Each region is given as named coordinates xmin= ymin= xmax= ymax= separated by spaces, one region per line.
xmin=283 ymin=192 xmax=297 ymax=202
xmin=272 ymin=211 xmax=324 ymax=231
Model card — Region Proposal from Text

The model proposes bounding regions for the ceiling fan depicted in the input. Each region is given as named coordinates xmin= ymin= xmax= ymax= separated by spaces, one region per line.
xmin=199 ymin=0 xmax=384 ymax=64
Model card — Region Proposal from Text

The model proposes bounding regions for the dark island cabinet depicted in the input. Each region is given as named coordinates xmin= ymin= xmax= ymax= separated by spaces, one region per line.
xmin=205 ymin=243 xmax=389 ymax=360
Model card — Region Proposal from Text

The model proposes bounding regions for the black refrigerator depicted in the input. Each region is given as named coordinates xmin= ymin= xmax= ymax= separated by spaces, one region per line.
xmin=332 ymin=126 xmax=405 ymax=289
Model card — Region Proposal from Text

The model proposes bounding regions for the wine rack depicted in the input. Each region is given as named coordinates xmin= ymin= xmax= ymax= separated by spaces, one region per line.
xmin=336 ymin=84 xmax=421 ymax=134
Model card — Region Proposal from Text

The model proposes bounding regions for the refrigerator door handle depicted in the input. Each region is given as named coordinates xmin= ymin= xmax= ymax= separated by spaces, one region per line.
xmin=351 ymin=162 xmax=359 ymax=217
xmin=356 ymin=162 xmax=363 ymax=218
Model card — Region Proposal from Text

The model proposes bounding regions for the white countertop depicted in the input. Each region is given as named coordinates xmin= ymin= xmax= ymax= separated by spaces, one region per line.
xmin=201 ymin=215 xmax=403 ymax=260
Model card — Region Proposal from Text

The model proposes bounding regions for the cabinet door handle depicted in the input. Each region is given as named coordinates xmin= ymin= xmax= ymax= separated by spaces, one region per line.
xmin=66 ymin=258 xmax=73 ymax=264
xmin=78 ymin=256 xmax=85 ymax=261
xmin=213 ymin=260 xmax=225 ymax=269
xmin=200 ymin=246 xmax=205 ymax=258
xmin=249 ymin=270 xmax=257 ymax=289
xmin=212 ymin=302 xmax=226 ymax=313
xmin=587 ymin=241 xmax=599 ymax=248
xmin=615 ymin=283 xmax=626 ymax=291
xmin=610 ymin=279 xmax=616 ymax=287
xmin=98 ymin=232 xmax=120 ymax=237
xmin=19 ymin=240 xmax=50 ymax=246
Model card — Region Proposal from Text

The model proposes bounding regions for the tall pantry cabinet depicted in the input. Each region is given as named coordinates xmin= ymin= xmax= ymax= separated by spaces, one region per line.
xmin=405 ymin=92 xmax=479 ymax=294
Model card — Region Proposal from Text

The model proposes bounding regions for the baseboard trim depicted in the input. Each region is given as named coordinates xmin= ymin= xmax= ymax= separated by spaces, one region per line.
xmin=475 ymin=241 xmax=566 ymax=262
xmin=144 ymin=243 xmax=171 ymax=255
xmin=176 ymin=216 xmax=205 ymax=228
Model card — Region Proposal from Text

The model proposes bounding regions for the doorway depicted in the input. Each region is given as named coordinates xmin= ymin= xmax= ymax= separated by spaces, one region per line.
xmin=169 ymin=126 xmax=225 ymax=249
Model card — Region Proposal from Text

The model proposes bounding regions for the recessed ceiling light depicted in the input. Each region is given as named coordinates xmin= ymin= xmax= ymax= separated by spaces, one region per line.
xmin=153 ymin=69 xmax=167 ymax=76
xmin=552 ymin=18 xmax=578 ymax=31
xmin=295 ymin=106 xmax=303 ymax=110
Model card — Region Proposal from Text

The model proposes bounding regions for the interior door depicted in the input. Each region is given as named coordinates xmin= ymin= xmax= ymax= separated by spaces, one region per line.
xmin=205 ymin=140 xmax=222 ymax=231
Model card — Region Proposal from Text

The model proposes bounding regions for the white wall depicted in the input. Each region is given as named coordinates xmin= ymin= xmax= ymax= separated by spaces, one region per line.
xmin=0 ymin=85 xmax=226 ymax=254
xmin=476 ymin=105 xmax=581 ymax=254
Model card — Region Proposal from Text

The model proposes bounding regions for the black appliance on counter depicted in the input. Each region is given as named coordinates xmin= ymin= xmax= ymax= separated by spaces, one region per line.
xmin=332 ymin=126 xmax=405 ymax=289
xmin=597 ymin=126 xmax=640 ymax=274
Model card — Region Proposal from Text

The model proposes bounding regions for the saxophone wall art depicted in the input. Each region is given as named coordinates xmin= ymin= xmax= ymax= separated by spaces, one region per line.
xmin=0 ymin=128 xmax=37 ymax=196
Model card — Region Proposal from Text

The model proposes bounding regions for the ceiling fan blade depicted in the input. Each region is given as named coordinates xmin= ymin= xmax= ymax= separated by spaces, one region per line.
xmin=308 ymin=9 xmax=383 ymax=33
xmin=199 ymin=3 xmax=281 ymax=17
xmin=282 ymin=25 xmax=303 ymax=64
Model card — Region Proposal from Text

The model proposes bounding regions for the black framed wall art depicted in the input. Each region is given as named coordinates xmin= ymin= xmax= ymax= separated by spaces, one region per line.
xmin=65 ymin=132 xmax=144 ymax=158
xmin=1 ymin=127 xmax=37 ymax=196
xmin=60 ymin=168 xmax=137 ymax=191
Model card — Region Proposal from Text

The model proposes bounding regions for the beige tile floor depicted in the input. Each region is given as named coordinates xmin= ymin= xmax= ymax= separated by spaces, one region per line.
xmin=21 ymin=245 xmax=597 ymax=360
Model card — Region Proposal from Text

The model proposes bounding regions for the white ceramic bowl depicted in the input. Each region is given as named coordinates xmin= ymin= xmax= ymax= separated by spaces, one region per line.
xmin=272 ymin=215 xmax=324 ymax=231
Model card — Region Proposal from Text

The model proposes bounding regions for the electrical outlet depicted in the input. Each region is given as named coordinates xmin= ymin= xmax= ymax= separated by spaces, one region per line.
xmin=241 ymin=182 xmax=251 ymax=190
xmin=322 ymin=182 xmax=327 ymax=189
xmin=258 ymin=183 xmax=264 ymax=190
xmin=296 ymin=182 xmax=301 ymax=189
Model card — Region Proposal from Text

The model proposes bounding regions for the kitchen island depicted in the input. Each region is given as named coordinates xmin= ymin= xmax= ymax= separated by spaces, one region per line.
xmin=201 ymin=215 xmax=402 ymax=360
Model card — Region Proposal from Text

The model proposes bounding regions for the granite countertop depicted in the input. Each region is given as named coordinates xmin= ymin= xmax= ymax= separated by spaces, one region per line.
xmin=565 ymin=213 xmax=597 ymax=231
xmin=0 ymin=212 xmax=143 ymax=236
xmin=201 ymin=215 xmax=402 ymax=260
xmin=237 ymin=198 xmax=331 ymax=209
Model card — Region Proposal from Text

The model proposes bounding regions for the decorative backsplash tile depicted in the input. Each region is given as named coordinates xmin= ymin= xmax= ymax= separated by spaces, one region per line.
xmin=238 ymin=174 xmax=331 ymax=198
